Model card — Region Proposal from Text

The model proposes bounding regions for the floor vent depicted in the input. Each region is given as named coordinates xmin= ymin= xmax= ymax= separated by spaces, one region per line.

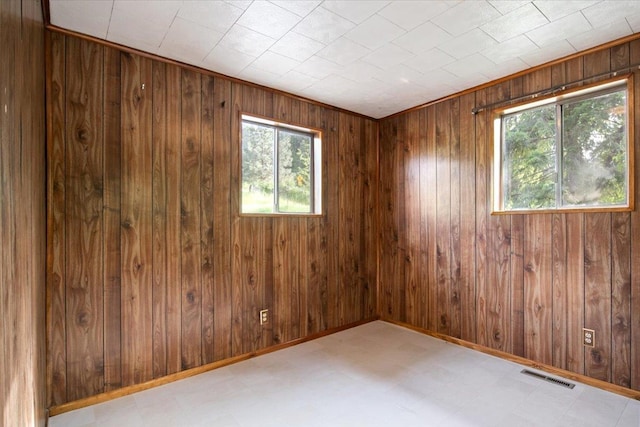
xmin=520 ymin=369 xmax=576 ymax=389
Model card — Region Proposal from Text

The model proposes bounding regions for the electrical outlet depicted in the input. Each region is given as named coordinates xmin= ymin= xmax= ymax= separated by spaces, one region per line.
xmin=260 ymin=309 xmax=269 ymax=325
xmin=583 ymin=328 xmax=595 ymax=347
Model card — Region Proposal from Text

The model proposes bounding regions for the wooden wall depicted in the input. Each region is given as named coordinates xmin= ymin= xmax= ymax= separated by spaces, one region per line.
xmin=46 ymin=32 xmax=378 ymax=407
xmin=379 ymin=38 xmax=640 ymax=391
xmin=0 ymin=0 xmax=46 ymax=425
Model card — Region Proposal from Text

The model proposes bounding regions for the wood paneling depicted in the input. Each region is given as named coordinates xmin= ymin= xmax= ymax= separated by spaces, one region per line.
xmin=379 ymin=39 xmax=640 ymax=392
xmin=46 ymin=32 xmax=378 ymax=406
xmin=1 ymin=0 xmax=46 ymax=425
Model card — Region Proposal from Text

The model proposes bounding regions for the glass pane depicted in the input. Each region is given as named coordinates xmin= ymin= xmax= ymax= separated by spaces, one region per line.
xmin=242 ymin=122 xmax=275 ymax=213
xmin=277 ymin=130 xmax=312 ymax=213
xmin=562 ymin=90 xmax=627 ymax=207
xmin=502 ymin=104 xmax=556 ymax=210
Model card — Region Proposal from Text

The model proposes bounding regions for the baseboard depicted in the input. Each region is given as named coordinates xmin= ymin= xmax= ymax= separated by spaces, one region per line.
xmin=382 ymin=318 xmax=640 ymax=401
xmin=48 ymin=316 xmax=379 ymax=417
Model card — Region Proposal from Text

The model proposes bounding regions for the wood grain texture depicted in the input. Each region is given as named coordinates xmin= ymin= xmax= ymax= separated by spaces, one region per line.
xmin=64 ymin=36 xmax=105 ymax=400
xmin=47 ymin=29 xmax=68 ymax=407
xmin=378 ymin=39 xmax=640 ymax=393
xmin=180 ymin=69 xmax=203 ymax=370
xmin=47 ymin=32 xmax=378 ymax=406
xmin=121 ymin=52 xmax=153 ymax=386
xmin=3 ymin=0 xmax=46 ymax=424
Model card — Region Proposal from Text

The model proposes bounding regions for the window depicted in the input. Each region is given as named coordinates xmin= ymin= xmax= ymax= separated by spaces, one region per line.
xmin=493 ymin=76 xmax=633 ymax=213
xmin=241 ymin=114 xmax=322 ymax=215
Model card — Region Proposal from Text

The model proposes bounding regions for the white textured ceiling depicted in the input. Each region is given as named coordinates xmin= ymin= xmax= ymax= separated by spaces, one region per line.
xmin=49 ymin=0 xmax=640 ymax=118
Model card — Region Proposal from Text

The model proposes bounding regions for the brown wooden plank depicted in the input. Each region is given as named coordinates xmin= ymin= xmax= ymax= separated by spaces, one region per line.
xmin=200 ymin=75 xmax=215 ymax=364
xmin=212 ymin=78 xmax=232 ymax=361
xmin=523 ymin=214 xmax=553 ymax=365
xmin=611 ymin=212 xmax=631 ymax=388
xmin=551 ymin=213 xmax=568 ymax=369
xmin=164 ymin=63 xmax=182 ymax=374
xmin=120 ymin=52 xmax=153 ymax=386
xmin=151 ymin=60 xmax=167 ymax=379
xmin=46 ymin=30 xmax=68 ymax=407
xmin=584 ymin=213 xmax=612 ymax=382
xmin=339 ymin=112 xmax=361 ymax=325
xmin=180 ymin=69 xmax=203 ymax=370
xmin=230 ymin=82 xmax=243 ymax=356
xmin=273 ymin=217 xmax=291 ymax=344
xmin=64 ymin=36 xmax=105 ymax=400
xmin=566 ymin=213 xmax=585 ymax=374
xmin=378 ymin=118 xmax=396 ymax=319
xmin=474 ymin=88 xmax=489 ymax=346
xmin=449 ymin=97 xmax=461 ymax=339
xmin=459 ymin=92 xmax=476 ymax=343
xmin=435 ymin=100 xmax=452 ymax=335
xmin=363 ymin=117 xmax=378 ymax=319
xmin=324 ymin=109 xmax=341 ymax=327
xmin=296 ymin=100 xmax=310 ymax=336
xmin=485 ymin=82 xmax=511 ymax=353
xmin=424 ymin=107 xmax=438 ymax=331
xmin=103 ymin=46 xmax=122 ymax=390
xmin=404 ymin=111 xmax=421 ymax=328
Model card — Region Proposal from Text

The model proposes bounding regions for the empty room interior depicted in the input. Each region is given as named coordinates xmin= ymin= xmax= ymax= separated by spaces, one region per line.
xmin=4 ymin=0 xmax=640 ymax=425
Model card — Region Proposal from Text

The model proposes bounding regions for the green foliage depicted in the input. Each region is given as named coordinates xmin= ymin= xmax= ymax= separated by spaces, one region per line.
xmin=241 ymin=121 xmax=313 ymax=213
xmin=502 ymin=88 xmax=627 ymax=210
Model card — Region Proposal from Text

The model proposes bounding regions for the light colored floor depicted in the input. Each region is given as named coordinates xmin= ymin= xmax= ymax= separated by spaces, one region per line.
xmin=50 ymin=321 xmax=640 ymax=427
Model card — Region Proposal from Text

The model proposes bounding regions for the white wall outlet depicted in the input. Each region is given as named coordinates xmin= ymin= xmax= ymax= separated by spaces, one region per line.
xmin=583 ymin=328 xmax=595 ymax=347
xmin=260 ymin=309 xmax=268 ymax=325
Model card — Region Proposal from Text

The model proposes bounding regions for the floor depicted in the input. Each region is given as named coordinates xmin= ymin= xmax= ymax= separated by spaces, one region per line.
xmin=49 ymin=321 xmax=640 ymax=427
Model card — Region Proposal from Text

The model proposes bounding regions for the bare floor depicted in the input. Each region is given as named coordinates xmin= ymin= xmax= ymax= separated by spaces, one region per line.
xmin=50 ymin=321 xmax=640 ymax=427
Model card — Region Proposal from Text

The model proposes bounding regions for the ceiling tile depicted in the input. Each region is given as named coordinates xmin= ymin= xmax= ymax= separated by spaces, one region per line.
xmin=225 ymin=0 xmax=251 ymax=11
xmin=336 ymin=61 xmax=383 ymax=83
xmin=321 ymin=1 xmax=389 ymax=24
xmin=483 ymin=57 xmax=529 ymax=80
xmin=177 ymin=1 xmax=244 ymax=34
xmin=518 ymin=39 xmax=576 ymax=67
xmin=274 ymin=70 xmax=318 ymax=91
xmin=108 ymin=2 xmax=179 ymax=48
xmin=316 ymin=37 xmax=371 ymax=66
xmin=50 ymin=0 xmax=114 ymax=39
xmin=488 ymin=0 xmax=530 ymax=15
xmin=270 ymin=32 xmax=325 ymax=62
xmin=481 ymin=3 xmax=549 ymax=42
xmin=443 ymin=53 xmax=494 ymax=78
xmin=292 ymin=6 xmax=355 ymax=44
xmin=404 ymin=48 xmax=455 ymax=73
xmin=202 ymin=44 xmax=255 ymax=76
xmin=239 ymin=65 xmax=282 ymax=87
xmin=393 ymin=21 xmax=452 ymax=54
xmin=483 ymin=35 xmax=539 ymax=64
xmin=217 ymin=25 xmax=276 ymax=58
xmin=378 ymin=1 xmax=458 ymax=31
xmin=627 ymin=12 xmax=640 ymax=33
xmin=158 ymin=17 xmax=224 ymax=63
xmin=107 ymin=33 xmax=160 ymax=55
xmin=532 ymin=0 xmax=599 ymax=22
xmin=526 ymin=12 xmax=592 ymax=47
xmin=581 ymin=1 xmax=640 ymax=28
xmin=361 ymin=44 xmax=414 ymax=70
xmin=270 ymin=1 xmax=322 ymax=17
xmin=236 ymin=1 xmax=302 ymax=39
xmin=568 ymin=20 xmax=633 ymax=52
xmin=438 ymin=28 xmax=497 ymax=59
xmin=251 ymin=51 xmax=301 ymax=76
xmin=431 ymin=1 xmax=501 ymax=36
xmin=295 ymin=55 xmax=344 ymax=79
xmin=344 ymin=15 xmax=405 ymax=50
xmin=373 ymin=64 xmax=430 ymax=86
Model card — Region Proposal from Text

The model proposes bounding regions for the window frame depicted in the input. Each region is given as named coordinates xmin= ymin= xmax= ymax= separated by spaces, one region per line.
xmin=239 ymin=113 xmax=323 ymax=217
xmin=491 ymin=74 xmax=634 ymax=215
